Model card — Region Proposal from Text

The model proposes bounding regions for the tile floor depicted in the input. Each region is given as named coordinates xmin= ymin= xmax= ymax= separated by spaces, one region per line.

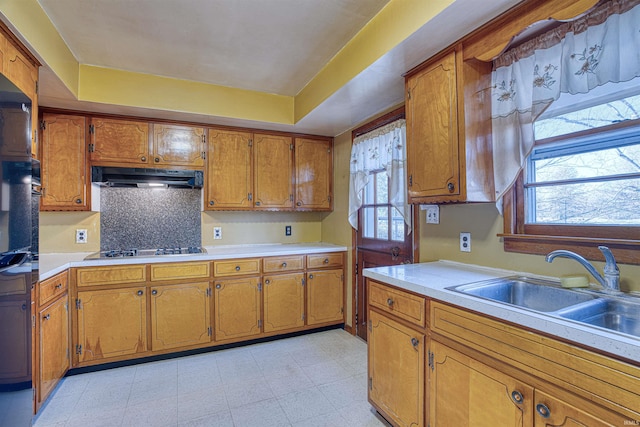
xmin=33 ymin=329 xmax=391 ymax=426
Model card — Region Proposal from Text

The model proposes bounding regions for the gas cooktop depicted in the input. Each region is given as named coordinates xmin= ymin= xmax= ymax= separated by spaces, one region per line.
xmin=85 ymin=247 xmax=207 ymax=260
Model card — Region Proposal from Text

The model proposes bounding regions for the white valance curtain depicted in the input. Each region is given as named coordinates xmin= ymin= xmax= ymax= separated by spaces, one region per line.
xmin=491 ymin=0 xmax=640 ymax=203
xmin=348 ymin=119 xmax=411 ymax=233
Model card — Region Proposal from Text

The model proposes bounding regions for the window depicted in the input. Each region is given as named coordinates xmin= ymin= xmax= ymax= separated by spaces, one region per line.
xmin=503 ymin=86 xmax=640 ymax=264
xmin=362 ymin=170 xmax=405 ymax=242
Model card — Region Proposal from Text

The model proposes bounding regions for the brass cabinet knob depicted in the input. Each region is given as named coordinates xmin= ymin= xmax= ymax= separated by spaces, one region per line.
xmin=141 ymin=156 xmax=146 ymax=162
xmin=265 ymin=279 xmax=271 ymax=285
xmin=536 ymin=403 xmax=551 ymax=418
xmin=154 ymin=157 xmax=160 ymax=162
xmin=75 ymin=198 xmax=82 ymax=204
xmin=511 ymin=390 xmax=524 ymax=404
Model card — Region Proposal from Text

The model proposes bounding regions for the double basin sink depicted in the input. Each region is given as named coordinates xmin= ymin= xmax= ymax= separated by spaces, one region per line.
xmin=448 ymin=277 xmax=640 ymax=338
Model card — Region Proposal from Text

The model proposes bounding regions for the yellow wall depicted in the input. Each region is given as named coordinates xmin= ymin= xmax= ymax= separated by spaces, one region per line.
xmin=39 ymin=212 xmax=100 ymax=253
xmin=202 ymin=211 xmax=323 ymax=246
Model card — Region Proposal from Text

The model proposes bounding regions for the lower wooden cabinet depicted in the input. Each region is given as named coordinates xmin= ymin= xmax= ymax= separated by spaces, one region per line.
xmin=430 ymin=340 xmax=531 ymax=427
xmin=214 ymin=276 xmax=261 ymax=341
xmin=368 ymin=309 xmax=425 ymax=427
xmin=75 ymin=287 xmax=147 ymax=364
xmin=38 ymin=294 xmax=69 ymax=406
xmin=306 ymin=269 xmax=343 ymax=325
xmin=263 ymin=272 xmax=304 ymax=333
xmin=150 ymin=282 xmax=211 ymax=351
xmin=0 ymin=299 xmax=31 ymax=384
xmin=533 ymin=390 xmax=628 ymax=427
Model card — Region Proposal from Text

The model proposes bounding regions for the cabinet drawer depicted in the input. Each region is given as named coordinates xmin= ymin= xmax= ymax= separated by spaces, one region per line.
xmin=213 ymin=259 xmax=261 ymax=277
xmin=150 ymin=262 xmax=211 ymax=281
xmin=39 ymin=271 xmax=68 ymax=306
xmin=307 ymin=253 xmax=343 ymax=269
xmin=263 ymin=256 xmax=305 ymax=273
xmin=0 ymin=271 xmax=28 ymax=297
xmin=76 ymin=265 xmax=147 ymax=287
xmin=368 ymin=280 xmax=426 ymax=328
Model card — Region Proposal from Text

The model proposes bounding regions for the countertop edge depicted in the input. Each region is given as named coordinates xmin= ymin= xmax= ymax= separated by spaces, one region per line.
xmin=38 ymin=243 xmax=348 ymax=281
xmin=363 ymin=260 xmax=640 ymax=364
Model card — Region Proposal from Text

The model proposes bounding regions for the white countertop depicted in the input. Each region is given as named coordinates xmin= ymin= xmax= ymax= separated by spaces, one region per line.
xmin=363 ymin=261 xmax=640 ymax=364
xmin=38 ymin=243 xmax=347 ymax=281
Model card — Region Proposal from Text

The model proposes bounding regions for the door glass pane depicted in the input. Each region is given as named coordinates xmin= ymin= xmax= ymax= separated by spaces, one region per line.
xmin=377 ymin=207 xmax=388 ymax=240
xmin=363 ymin=207 xmax=374 ymax=238
xmin=391 ymin=207 xmax=404 ymax=241
xmin=363 ymin=176 xmax=374 ymax=204
xmin=376 ymin=172 xmax=388 ymax=204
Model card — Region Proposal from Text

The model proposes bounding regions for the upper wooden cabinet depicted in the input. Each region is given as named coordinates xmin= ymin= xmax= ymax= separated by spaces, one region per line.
xmin=40 ymin=113 xmax=90 ymax=211
xmin=89 ymin=118 xmax=150 ymax=166
xmin=405 ymin=47 xmax=494 ymax=204
xmin=152 ymin=123 xmax=205 ymax=168
xmin=206 ymin=128 xmax=253 ymax=209
xmin=294 ymin=138 xmax=333 ymax=211
xmin=253 ymin=133 xmax=293 ymax=209
xmin=0 ymin=22 xmax=40 ymax=158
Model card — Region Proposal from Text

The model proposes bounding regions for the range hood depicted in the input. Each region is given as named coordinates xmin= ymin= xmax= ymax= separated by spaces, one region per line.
xmin=91 ymin=166 xmax=204 ymax=188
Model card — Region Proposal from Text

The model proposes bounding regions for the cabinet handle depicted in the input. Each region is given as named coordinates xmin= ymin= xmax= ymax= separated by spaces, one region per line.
xmin=137 ymin=290 xmax=143 ymax=296
xmin=43 ymin=314 xmax=50 ymax=321
xmin=151 ymin=289 xmax=158 ymax=295
xmin=75 ymin=198 xmax=82 ymax=204
xmin=235 ymin=266 xmax=241 ymax=271
xmin=447 ymin=182 xmax=455 ymax=192
xmin=265 ymin=279 xmax=270 ymax=285
xmin=141 ymin=156 xmax=146 ymax=162
xmin=216 ymin=284 xmax=221 ymax=289
xmin=255 ymin=201 xmax=261 ymax=206
xmin=154 ymin=157 xmax=160 ymax=163
xmin=387 ymin=298 xmax=394 ymax=306
xmin=410 ymin=337 xmax=419 ymax=348
xmin=55 ymin=283 xmax=63 ymax=289
xmin=282 ymin=262 xmax=287 ymax=268
xmin=511 ymin=390 xmax=524 ymax=404
xmin=324 ymin=258 xmax=329 ymax=264
xmin=536 ymin=403 xmax=551 ymax=419
xmin=296 ymin=201 xmax=301 ymax=206
xmin=209 ymin=201 xmax=215 ymax=206
xmin=309 ymin=274 xmax=314 ymax=279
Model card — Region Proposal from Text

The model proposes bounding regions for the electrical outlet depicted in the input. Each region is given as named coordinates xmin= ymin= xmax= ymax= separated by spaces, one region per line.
xmin=213 ymin=227 xmax=222 ymax=240
xmin=425 ymin=205 xmax=440 ymax=224
xmin=460 ymin=232 xmax=471 ymax=252
xmin=76 ymin=229 xmax=88 ymax=244
xmin=285 ymin=225 xmax=292 ymax=236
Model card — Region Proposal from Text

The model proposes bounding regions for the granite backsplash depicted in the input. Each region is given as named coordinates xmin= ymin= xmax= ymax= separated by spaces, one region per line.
xmin=100 ymin=187 xmax=201 ymax=251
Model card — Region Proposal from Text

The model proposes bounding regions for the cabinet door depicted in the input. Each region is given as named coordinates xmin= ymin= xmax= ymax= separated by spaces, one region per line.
xmin=0 ymin=299 xmax=30 ymax=383
xmin=306 ymin=269 xmax=343 ymax=325
xmin=294 ymin=138 xmax=332 ymax=211
xmin=38 ymin=295 xmax=69 ymax=404
xmin=90 ymin=118 xmax=150 ymax=165
xmin=40 ymin=114 xmax=89 ymax=210
xmin=206 ymin=129 xmax=253 ymax=209
xmin=213 ymin=277 xmax=261 ymax=341
xmin=76 ymin=287 xmax=147 ymax=363
xmin=406 ymin=50 xmax=461 ymax=201
xmin=533 ymin=390 xmax=628 ymax=427
xmin=150 ymin=282 xmax=211 ymax=351
xmin=153 ymin=124 xmax=205 ymax=168
xmin=254 ymin=133 xmax=293 ymax=209
xmin=263 ymin=273 xmax=304 ymax=333
xmin=368 ymin=309 xmax=424 ymax=427
xmin=430 ymin=340 xmax=533 ymax=427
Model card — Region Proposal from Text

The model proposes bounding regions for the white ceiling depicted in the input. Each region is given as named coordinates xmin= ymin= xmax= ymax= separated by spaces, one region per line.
xmin=35 ymin=0 xmax=523 ymax=136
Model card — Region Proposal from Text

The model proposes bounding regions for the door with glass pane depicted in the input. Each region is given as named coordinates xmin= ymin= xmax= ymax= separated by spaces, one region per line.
xmin=356 ymin=170 xmax=413 ymax=341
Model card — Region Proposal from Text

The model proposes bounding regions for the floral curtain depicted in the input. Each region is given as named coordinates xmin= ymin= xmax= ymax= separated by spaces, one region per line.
xmin=491 ymin=0 xmax=640 ymax=204
xmin=348 ymin=119 xmax=411 ymax=233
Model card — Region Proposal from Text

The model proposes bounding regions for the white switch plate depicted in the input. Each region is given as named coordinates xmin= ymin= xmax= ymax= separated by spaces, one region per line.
xmin=460 ymin=232 xmax=471 ymax=252
xmin=213 ymin=227 xmax=222 ymax=240
xmin=425 ymin=205 xmax=440 ymax=224
xmin=76 ymin=229 xmax=88 ymax=244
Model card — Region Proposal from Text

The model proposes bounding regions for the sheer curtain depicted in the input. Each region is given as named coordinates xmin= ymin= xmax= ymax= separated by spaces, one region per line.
xmin=491 ymin=0 xmax=640 ymax=204
xmin=348 ymin=119 xmax=411 ymax=233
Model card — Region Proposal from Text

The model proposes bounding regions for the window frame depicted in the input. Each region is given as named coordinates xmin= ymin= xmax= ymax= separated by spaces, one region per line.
xmin=501 ymin=118 xmax=640 ymax=265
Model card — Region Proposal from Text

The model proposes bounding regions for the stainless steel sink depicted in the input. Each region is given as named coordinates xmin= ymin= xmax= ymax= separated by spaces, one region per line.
xmin=556 ymin=298 xmax=640 ymax=336
xmin=449 ymin=277 xmax=596 ymax=312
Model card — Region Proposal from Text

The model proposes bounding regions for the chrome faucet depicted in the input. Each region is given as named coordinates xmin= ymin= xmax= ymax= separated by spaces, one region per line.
xmin=545 ymin=246 xmax=620 ymax=292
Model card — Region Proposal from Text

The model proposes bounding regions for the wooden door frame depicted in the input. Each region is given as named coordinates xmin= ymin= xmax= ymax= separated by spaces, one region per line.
xmin=344 ymin=106 xmax=421 ymax=336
